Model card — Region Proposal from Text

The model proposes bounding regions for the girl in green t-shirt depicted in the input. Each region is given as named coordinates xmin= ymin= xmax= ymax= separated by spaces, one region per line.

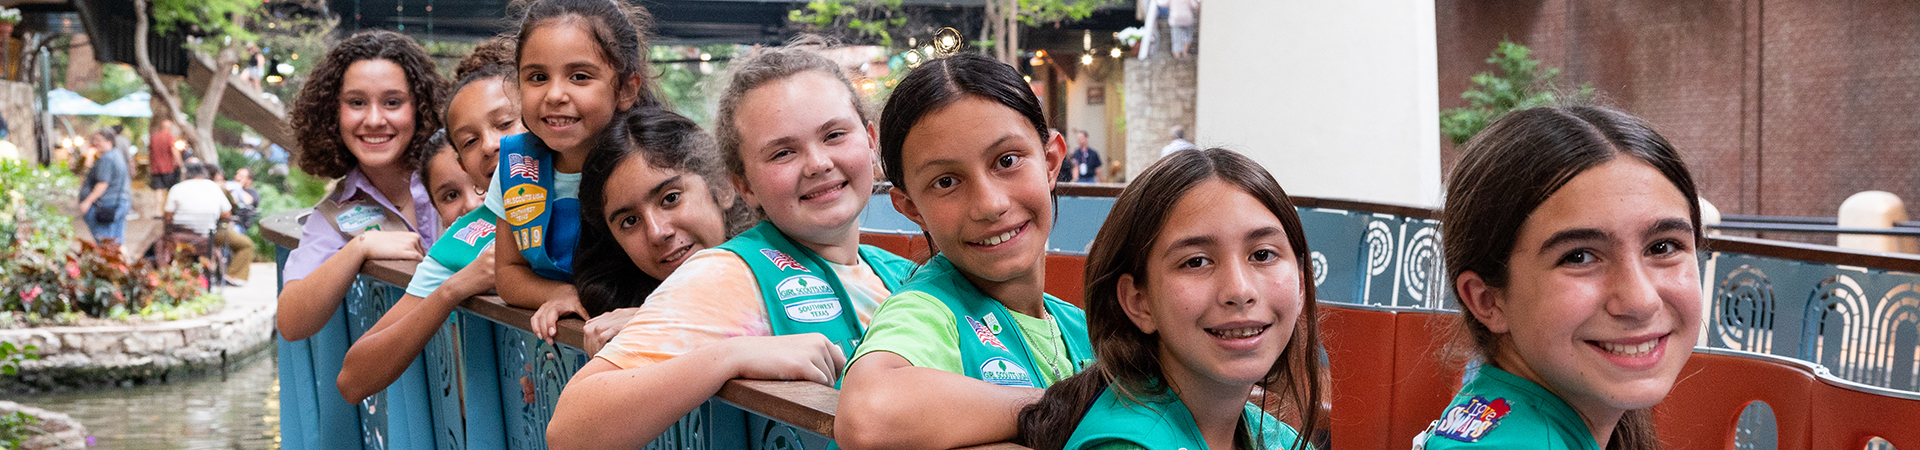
xmin=1018 ymin=148 xmax=1325 ymax=450
xmin=1418 ymin=106 xmax=1704 ymax=450
xmin=838 ymin=53 xmax=1091 ymax=449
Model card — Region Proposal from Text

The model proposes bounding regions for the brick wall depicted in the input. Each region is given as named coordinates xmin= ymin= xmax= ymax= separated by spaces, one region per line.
xmin=1438 ymin=0 xmax=1920 ymax=243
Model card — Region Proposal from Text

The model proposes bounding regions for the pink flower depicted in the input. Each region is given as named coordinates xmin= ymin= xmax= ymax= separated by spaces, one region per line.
xmin=20 ymin=285 xmax=40 ymax=304
xmin=66 ymin=262 xmax=80 ymax=278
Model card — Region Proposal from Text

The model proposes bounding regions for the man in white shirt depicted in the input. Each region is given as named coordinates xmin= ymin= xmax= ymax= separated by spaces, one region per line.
xmin=1159 ymin=124 xmax=1197 ymax=158
xmin=165 ymin=163 xmax=255 ymax=284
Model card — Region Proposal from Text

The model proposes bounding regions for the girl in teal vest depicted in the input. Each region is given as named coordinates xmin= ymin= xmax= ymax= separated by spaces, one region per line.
xmin=1417 ymin=106 xmax=1704 ymax=450
xmin=572 ymin=107 xmax=756 ymax=353
xmin=1018 ymin=148 xmax=1325 ymax=450
xmin=491 ymin=0 xmax=657 ymax=343
xmin=548 ymin=43 xmax=918 ymax=449
xmin=837 ymin=53 xmax=1093 ymax=449
xmin=278 ymin=30 xmax=448 ymax=342
xmin=338 ymin=45 xmax=525 ymax=403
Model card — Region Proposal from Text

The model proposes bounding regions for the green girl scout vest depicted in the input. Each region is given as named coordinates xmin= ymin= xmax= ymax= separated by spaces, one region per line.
xmin=715 ymin=221 xmax=917 ymax=357
xmin=1414 ymin=365 xmax=1600 ymax=450
xmin=426 ymin=206 xmax=501 ymax=272
xmin=497 ymin=133 xmax=580 ymax=280
xmin=901 ymin=254 xmax=1093 ymax=388
xmin=1065 ymin=383 xmax=1303 ymax=450
xmin=314 ymin=185 xmax=413 ymax=241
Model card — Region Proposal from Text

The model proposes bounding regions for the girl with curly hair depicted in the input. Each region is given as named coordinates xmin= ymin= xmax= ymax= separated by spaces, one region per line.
xmin=277 ymin=29 xmax=448 ymax=342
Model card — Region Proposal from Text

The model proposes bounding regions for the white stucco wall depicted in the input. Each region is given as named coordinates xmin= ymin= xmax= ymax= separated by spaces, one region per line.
xmin=1193 ymin=0 xmax=1441 ymax=207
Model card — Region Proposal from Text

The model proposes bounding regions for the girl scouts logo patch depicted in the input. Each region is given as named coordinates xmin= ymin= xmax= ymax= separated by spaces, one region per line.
xmin=508 ymin=153 xmax=540 ymax=182
xmin=776 ymin=275 xmax=843 ymax=323
xmin=1433 ymin=396 xmax=1511 ymax=443
xmin=979 ymin=357 xmax=1033 ymax=387
xmin=335 ymin=205 xmax=386 ymax=232
xmin=760 ymin=249 xmax=811 ymax=272
xmin=966 ymin=316 xmax=1008 ymax=352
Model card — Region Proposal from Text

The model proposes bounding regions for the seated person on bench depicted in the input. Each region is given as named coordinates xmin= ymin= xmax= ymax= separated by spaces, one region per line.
xmin=165 ymin=163 xmax=256 ymax=285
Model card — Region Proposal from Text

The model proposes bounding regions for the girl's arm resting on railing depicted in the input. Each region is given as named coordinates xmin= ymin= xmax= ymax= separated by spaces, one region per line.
xmin=338 ymin=245 xmax=495 ymax=403
xmin=277 ymin=230 xmax=424 ymax=341
xmin=836 ymin=352 xmax=1042 ymax=450
xmin=494 ymin=218 xmax=583 ymax=342
xmin=548 ymin=334 xmax=845 ymax=450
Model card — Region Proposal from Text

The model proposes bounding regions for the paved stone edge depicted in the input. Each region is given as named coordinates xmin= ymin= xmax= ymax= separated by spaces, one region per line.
xmin=0 ymin=299 xmax=275 ymax=392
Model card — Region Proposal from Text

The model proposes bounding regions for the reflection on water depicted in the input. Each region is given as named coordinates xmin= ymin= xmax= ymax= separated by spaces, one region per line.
xmin=15 ymin=347 xmax=279 ymax=450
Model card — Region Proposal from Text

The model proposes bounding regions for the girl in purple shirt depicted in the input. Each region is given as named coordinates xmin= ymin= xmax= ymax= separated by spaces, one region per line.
xmin=277 ymin=30 xmax=449 ymax=341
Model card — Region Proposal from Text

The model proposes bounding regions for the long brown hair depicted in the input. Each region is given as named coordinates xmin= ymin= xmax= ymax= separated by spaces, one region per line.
xmin=1018 ymin=148 xmax=1324 ymax=450
xmin=1443 ymin=105 xmax=1701 ymax=450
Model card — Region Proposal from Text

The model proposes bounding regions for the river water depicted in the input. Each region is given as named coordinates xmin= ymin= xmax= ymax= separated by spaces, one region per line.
xmin=13 ymin=348 xmax=280 ymax=450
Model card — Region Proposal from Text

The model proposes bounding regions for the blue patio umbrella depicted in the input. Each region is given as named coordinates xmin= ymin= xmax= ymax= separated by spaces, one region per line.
xmin=98 ymin=91 xmax=154 ymax=118
xmin=46 ymin=88 xmax=105 ymax=116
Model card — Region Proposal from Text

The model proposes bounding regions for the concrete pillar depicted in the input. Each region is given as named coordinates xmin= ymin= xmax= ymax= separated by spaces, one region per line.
xmin=1192 ymin=0 xmax=1441 ymax=207
xmin=1836 ymin=191 xmax=1918 ymax=254
xmin=1698 ymin=196 xmax=1719 ymax=346
xmin=1121 ymin=39 xmax=1197 ymax=182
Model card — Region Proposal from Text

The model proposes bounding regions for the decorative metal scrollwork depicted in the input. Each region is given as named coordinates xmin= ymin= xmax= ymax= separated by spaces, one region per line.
xmin=1398 ymin=226 xmax=1441 ymax=309
xmin=1310 ymin=251 xmax=1328 ymax=288
xmin=1715 ymin=266 xmax=1776 ymax=354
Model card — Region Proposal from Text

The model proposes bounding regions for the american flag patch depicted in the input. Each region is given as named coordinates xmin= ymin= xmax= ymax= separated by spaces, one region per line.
xmin=967 ymin=316 xmax=1008 ymax=352
xmin=760 ymin=249 xmax=810 ymax=273
xmin=452 ymin=220 xmax=496 ymax=245
xmin=508 ymin=153 xmax=540 ymax=182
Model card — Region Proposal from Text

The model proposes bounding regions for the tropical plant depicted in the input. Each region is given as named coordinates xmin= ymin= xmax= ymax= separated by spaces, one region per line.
xmin=0 ymin=160 xmax=209 ymax=325
xmin=0 ymin=7 xmax=20 ymax=25
xmin=1439 ymin=40 xmax=1593 ymax=146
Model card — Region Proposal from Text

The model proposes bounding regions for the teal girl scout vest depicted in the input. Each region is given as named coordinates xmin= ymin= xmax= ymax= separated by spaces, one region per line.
xmin=1414 ymin=365 xmax=1600 ymax=450
xmin=900 ymin=254 xmax=1093 ymax=388
xmin=496 ymin=133 xmax=580 ymax=280
xmin=426 ymin=206 xmax=501 ymax=272
xmin=714 ymin=222 xmax=917 ymax=356
xmin=1065 ymin=383 xmax=1303 ymax=450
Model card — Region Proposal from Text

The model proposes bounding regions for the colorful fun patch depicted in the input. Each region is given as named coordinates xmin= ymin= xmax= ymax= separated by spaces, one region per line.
xmin=1432 ymin=396 xmax=1511 ymax=443
xmin=967 ymin=316 xmax=1008 ymax=352
xmin=760 ymin=249 xmax=810 ymax=273
xmin=335 ymin=205 xmax=386 ymax=232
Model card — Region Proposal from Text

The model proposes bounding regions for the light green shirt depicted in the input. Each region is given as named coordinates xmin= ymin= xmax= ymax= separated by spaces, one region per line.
xmin=850 ymin=290 xmax=1077 ymax=384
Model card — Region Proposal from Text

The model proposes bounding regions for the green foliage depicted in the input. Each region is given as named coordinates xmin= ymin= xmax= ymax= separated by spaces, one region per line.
xmin=0 ymin=161 xmax=209 ymax=324
xmin=651 ymin=45 xmax=742 ymax=125
xmin=1 ymin=342 xmax=40 ymax=376
xmin=1013 ymin=0 xmax=1114 ymax=27
xmin=0 ymin=409 xmax=35 ymax=450
xmin=789 ymin=0 xmax=909 ymax=47
xmin=151 ymin=0 xmax=261 ymax=53
xmin=255 ymin=11 xmax=337 ymax=103
xmin=1439 ymin=41 xmax=1593 ymax=146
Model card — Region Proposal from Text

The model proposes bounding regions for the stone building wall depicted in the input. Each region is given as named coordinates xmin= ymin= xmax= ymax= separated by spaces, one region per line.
xmin=1122 ymin=20 xmax=1198 ymax=182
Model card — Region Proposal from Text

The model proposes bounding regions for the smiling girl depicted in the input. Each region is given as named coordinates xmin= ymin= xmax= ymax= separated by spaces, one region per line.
xmin=1418 ymin=105 xmax=1703 ymax=450
xmin=548 ymin=43 xmax=918 ymax=450
xmin=1019 ymin=148 xmax=1324 ymax=450
xmin=491 ymin=0 xmax=656 ymax=341
xmin=279 ymin=30 xmax=447 ymax=342
xmin=337 ymin=44 xmax=525 ymax=403
xmin=571 ymin=107 xmax=755 ymax=353
xmin=837 ymin=53 xmax=1091 ymax=450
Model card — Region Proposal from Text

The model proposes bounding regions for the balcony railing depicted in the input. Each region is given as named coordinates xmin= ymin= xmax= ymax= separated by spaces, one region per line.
xmin=267 ymin=182 xmax=1920 ymax=450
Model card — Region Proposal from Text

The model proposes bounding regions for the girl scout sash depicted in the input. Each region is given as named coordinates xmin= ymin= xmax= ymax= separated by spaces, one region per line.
xmin=496 ymin=133 xmax=580 ymax=280
xmin=1064 ymin=384 xmax=1301 ymax=450
xmin=715 ymin=221 xmax=917 ymax=357
xmin=426 ymin=206 xmax=500 ymax=272
xmin=904 ymin=254 xmax=1093 ymax=388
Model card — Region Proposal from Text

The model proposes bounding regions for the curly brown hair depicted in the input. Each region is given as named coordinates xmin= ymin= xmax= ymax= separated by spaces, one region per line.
xmin=290 ymin=30 xmax=448 ymax=180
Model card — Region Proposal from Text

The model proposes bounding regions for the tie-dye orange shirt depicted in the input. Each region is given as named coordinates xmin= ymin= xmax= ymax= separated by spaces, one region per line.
xmin=594 ymin=248 xmax=894 ymax=369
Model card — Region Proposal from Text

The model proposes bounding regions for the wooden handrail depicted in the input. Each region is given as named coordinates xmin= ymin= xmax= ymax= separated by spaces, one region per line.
xmin=1706 ymin=234 xmax=1920 ymax=273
